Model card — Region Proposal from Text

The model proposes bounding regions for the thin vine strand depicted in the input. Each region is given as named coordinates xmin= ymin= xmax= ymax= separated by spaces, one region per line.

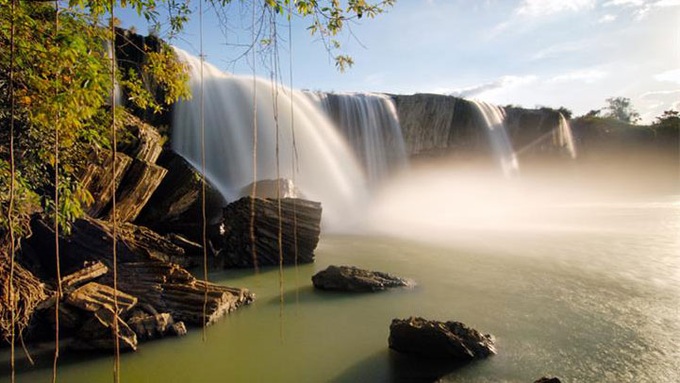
xmin=200 ymin=0 xmax=210 ymax=341
xmin=52 ymin=2 xmax=62 ymax=381
xmin=8 ymin=0 xmax=17 ymax=381
xmin=110 ymin=4 xmax=121 ymax=382
xmin=249 ymin=1 xmax=259 ymax=273
xmin=287 ymin=1 xmax=300 ymax=308
xmin=267 ymin=6 xmax=285 ymax=342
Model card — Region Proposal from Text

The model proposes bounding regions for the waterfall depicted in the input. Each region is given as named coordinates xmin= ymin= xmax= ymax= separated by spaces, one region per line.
xmin=469 ymin=100 xmax=520 ymax=177
xmin=305 ymin=92 xmax=408 ymax=184
xmin=171 ymin=48 xmax=368 ymax=229
xmin=555 ymin=113 xmax=577 ymax=159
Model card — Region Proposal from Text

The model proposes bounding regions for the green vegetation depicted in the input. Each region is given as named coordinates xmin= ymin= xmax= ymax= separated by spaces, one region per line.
xmin=602 ymin=96 xmax=641 ymax=124
xmin=0 ymin=1 xmax=190 ymax=240
xmin=0 ymin=0 xmax=395 ymax=243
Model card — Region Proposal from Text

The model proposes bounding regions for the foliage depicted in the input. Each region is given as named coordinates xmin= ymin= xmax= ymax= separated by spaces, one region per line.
xmin=0 ymin=1 xmax=188 ymax=238
xmin=653 ymin=109 xmax=679 ymax=128
xmin=557 ymin=106 xmax=573 ymax=120
xmin=1 ymin=0 xmax=394 ymax=241
xmin=652 ymin=109 xmax=680 ymax=145
xmin=208 ymin=0 xmax=395 ymax=71
xmin=602 ymin=97 xmax=640 ymax=124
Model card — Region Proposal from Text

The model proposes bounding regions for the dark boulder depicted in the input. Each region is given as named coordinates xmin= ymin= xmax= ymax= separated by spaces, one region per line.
xmin=312 ymin=265 xmax=412 ymax=292
xmin=534 ymin=377 xmax=562 ymax=383
xmin=388 ymin=317 xmax=495 ymax=360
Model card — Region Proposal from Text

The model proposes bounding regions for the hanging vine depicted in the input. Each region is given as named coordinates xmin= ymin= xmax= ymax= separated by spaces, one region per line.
xmin=249 ymin=1 xmax=260 ymax=273
xmin=52 ymin=1 xmax=62 ymax=382
xmin=7 ymin=0 xmax=17 ymax=381
xmin=199 ymin=0 xmax=210 ymax=341
xmin=109 ymin=2 xmax=121 ymax=381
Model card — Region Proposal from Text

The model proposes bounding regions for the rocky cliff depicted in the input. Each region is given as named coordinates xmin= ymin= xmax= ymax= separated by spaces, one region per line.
xmin=392 ymin=94 xmax=572 ymax=161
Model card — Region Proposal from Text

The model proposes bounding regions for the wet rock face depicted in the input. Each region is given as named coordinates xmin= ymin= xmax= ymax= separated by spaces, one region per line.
xmin=388 ymin=317 xmax=496 ymax=360
xmin=311 ymin=265 xmax=412 ymax=292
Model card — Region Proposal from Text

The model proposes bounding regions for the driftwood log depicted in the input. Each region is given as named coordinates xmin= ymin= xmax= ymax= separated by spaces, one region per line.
xmin=220 ymin=197 xmax=322 ymax=268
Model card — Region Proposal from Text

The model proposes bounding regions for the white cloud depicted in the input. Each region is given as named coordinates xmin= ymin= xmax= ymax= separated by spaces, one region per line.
xmin=602 ymin=0 xmax=680 ymax=20
xmin=654 ymin=69 xmax=680 ymax=84
xmin=641 ymin=89 xmax=680 ymax=98
xmin=516 ymin=0 xmax=596 ymax=16
xmin=531 ymin=40 xmax=591 ymax=60
xmin=448 ymin=75 xmax=539 ymax=97
xmin=655 ymin=0 xmax=680 ymax=6
xmin=603 ymin=0 xmax=645 ymax=7
xmin=598 ymin=13 xmax=618 ymax=22
xmin=548 ymin=69 xmax=608 ymax=83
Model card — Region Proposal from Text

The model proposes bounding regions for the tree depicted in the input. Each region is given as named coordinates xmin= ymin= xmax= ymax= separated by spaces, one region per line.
xmin=652 ymin=109 xmax=680 ymax=145
xmin=0 ymin=0 xmax=395 ymax=238
xmin=654 ymin=109 xmax=680 ymax=127
xmin=603 ymin=97 xmax=640 ymax=124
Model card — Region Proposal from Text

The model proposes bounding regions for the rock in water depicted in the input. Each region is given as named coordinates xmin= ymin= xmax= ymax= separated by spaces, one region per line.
xmin=388 ymin=317 xmax=496 ymax=360
xmin=312 ymin=265 xmax=412 ymax=292
xmin=238 ymin=178 xmax=302 ymax=199
xmin=534 ymin=377 xmax=562 ymax=383
xmin=219 ymin=197 xmax=322 ymax=268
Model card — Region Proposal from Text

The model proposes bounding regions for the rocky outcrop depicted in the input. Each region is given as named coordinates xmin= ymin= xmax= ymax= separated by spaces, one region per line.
xmin=393 ymin=94 xmax=468 ymax=157
xmin=35 ymin=262 xmax=197 ymax=351
xmin=388 ymin=317 xmax=496 ymax=360
xmin=311 ymin=265 xmax=412 ymax=292
xmin=135 ymin=150 xmax=226 ymax=243
xmin=392 ymin=94 xmax=573 ymax=160
xmin=99 ymin=261 xmax=253 ymax=325
xmin=218 ymin=197 xmax=322 ymax=268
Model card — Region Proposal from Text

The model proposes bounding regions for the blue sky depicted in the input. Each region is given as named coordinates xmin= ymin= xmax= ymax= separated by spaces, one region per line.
xmin=118 ymin=0 xmax=680 ymax=123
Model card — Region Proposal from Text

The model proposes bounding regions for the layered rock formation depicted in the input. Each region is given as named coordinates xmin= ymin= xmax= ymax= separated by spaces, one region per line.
xmin=219 ymin=196 xmax=322 ymax=268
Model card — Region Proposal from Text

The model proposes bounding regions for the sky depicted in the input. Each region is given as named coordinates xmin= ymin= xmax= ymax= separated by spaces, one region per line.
xmin=117 ymin=0 xmax=680 ymax=123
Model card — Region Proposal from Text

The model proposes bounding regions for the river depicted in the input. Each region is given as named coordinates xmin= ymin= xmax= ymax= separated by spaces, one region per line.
xmin=4 ymin=179 xmax=679 ymax=382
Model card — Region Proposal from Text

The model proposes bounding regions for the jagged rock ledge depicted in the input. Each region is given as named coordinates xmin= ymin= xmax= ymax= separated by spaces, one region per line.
xmin=312 ymin=265 xmax=413 ymax=292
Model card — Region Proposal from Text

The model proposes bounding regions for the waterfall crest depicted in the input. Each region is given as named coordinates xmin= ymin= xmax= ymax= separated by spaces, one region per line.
xmin=469 ymin=100 xmax=520 ymax=177
xmin=306 ymin=92 xmax=408 ymax=184
xmin=171 ymin=48 xmax=368 ymax=228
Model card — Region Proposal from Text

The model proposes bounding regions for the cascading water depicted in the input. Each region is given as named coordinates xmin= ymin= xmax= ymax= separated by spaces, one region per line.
xmin=305 ymin=92 xmax=408 ymax=184
xmin=469 ymin=100 xmax=520 ymax=177
xmin=171 ymin=48 xmax=368 ymax=229
xmin=555 ymin=113 xmax=577 ymax=159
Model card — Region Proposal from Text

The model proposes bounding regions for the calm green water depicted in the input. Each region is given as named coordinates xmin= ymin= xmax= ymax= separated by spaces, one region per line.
xmin=3 ymin=195 xmax=680 ymax=382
